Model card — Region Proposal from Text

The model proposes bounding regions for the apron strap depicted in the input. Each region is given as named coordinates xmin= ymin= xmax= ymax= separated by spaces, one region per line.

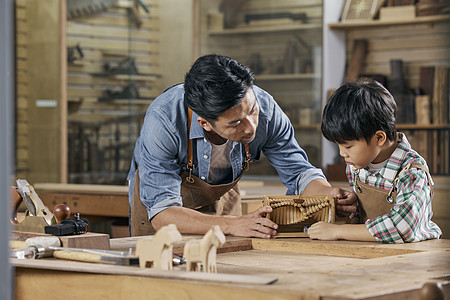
xmin=186 ymin=108 xmax=194 ymax=183
xmin=387 ymin=162 xmax=434 ymax=201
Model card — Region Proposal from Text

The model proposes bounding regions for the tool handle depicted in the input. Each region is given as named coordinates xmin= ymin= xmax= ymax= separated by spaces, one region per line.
xmin=52 ymin=250 xmax=114 ymax=264
xmin=53 ymin=203 xmax=71 ymax=223
xmin=10 ymin=186 xmax=22 ymax=224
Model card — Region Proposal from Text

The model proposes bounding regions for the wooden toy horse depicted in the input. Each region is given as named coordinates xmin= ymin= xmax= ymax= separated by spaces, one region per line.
xmin=183 ymin=225 xmax=226 ymax=273
xmin=135 ymin=224 xmax=182 ymax=270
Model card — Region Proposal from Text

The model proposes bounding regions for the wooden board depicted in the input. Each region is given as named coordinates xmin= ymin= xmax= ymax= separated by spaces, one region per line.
xmin=12 ymin=236 xmax=450 ymax=299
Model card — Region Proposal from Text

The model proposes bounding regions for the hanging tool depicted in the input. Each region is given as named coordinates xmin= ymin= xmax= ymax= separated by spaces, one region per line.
xmin=67 ymin=0 xmax=117 ymax=20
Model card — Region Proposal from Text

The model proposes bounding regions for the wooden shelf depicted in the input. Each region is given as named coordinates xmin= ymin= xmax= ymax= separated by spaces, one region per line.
xmin=397 ymin=123 xmax=450 ymax=130
xmin=209 ymin=23 xmax=321 ymax=35
xmin=293 ymin=124 xmax=320 ymax=130
xmin=328 ymin=14 xmax=450 ymax=30
xmin=255 ymin=73 xmax=320 ymax=81
xmin=114 ymin=74 xmax=159 ymax=81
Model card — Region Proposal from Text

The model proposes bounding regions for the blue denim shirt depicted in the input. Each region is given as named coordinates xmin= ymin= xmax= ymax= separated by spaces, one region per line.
xmin=128 ymin=84 xmax=325 ymax=220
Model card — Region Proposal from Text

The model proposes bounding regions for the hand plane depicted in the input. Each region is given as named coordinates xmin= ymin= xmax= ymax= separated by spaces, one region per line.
xmin=11 ymin=179 xmax=57 ymax=233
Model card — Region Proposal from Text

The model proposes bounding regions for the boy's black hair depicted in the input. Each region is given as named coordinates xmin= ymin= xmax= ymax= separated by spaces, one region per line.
xmin=321 ymin=79 xmax=397 ymax=144
xmin=184 ymin=54 xmax=254 ymax=123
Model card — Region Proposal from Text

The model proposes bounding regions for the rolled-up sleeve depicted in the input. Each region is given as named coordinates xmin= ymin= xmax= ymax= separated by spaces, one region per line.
xmin=135 ymin=106 xmax=185 ymax=220
xmin=261 ymin=97 xmax=325 ymax=195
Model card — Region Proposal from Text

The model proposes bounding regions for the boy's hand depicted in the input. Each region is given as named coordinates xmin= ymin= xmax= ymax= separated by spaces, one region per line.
xmin=330 ymin=188 xmax=357 ymax=217
xmin=308 ymin=221 xmax=339 ymax=240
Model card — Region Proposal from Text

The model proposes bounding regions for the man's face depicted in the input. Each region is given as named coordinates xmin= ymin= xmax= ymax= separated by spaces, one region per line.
xmin=200 ymin=88 xmax=259 ymax=144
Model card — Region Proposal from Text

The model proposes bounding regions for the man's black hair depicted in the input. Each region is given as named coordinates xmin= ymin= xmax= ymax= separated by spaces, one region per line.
xmin=184 ymin=54 xmax=254 ymax=122
xmin=321 ymin=79 xmax=397 ymax=144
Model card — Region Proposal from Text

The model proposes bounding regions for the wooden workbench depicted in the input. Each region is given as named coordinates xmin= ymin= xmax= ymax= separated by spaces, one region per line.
xmin=12 ymin=236 xmax=450 ymax=299
xmin=33 ymin=179 xmax=450 ymax=239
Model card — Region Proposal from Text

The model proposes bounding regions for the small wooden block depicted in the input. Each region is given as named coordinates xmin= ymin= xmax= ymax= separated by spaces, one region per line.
xmin=58 ymin=232 xmax=110 ymax=250
xmin=273 ymin=232 xmax=309 ymax=239
xmin=10 ymin=231 xmax=110 ymax=250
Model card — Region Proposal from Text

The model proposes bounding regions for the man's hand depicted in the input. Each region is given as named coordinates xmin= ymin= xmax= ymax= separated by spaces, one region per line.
xmin=329 ymin=187 xmax=357 ymax=217
xmin=226 ymin=206 xmax=278 ymax=239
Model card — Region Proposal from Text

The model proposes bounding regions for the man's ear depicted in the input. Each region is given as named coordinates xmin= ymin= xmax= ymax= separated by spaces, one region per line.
xmin=197 ymin=116 xmax=213 ymax=132
xmin=375 ymin=130 xmax=387 ymax=146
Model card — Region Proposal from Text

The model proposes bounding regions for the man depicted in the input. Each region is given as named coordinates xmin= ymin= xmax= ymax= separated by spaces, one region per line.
xmin=128 ymin=54 xmax=356 ymax=238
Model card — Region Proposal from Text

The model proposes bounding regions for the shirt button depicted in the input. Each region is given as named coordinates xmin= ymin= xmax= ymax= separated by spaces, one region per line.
xmin=203 ymin=155 xmax=209 ymax=159
xmin=201 ymin=176 xmax=206 ymax=180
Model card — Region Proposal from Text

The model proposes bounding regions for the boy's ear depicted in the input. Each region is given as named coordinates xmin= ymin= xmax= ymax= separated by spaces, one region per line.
xmin=375 ymin=130 xmax=387 ymax=146
xmin=197 ymin=116 xmax=213 ymax=132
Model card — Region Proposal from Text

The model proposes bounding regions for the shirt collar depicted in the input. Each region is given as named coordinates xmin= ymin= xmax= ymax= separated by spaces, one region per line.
xmin=189 ymin=110 xmax=206 ymax=139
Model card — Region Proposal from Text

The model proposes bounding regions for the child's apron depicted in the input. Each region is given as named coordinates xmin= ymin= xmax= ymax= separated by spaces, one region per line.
xmin=355 ymin=163 xmax=433 ymax=222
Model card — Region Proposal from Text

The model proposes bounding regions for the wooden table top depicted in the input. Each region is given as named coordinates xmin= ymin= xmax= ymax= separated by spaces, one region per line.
xmin=12 ymin=236 xmax=450 ymax=300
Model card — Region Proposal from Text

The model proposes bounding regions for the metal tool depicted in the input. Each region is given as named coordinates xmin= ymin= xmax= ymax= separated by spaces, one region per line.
xmin=172 ymin=253 xmax=186 ymax=266
xmin=49 ymin=246 xmax=139 ymax=265
xmin=12 ymin=180 xmax=57 ymax=233
xmin=10 ymin=236 xmax=61 ymax=259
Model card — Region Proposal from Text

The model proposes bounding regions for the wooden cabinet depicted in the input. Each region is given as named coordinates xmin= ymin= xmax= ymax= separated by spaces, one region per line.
xmin=197 ymin=0 xmax=324 ymax=175
xmin=328 ymin=14 xmax=450 ymax=175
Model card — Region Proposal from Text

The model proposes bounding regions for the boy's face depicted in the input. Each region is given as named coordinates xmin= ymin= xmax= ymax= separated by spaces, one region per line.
xmin=337 ymin=135 xmax=382 ymax=169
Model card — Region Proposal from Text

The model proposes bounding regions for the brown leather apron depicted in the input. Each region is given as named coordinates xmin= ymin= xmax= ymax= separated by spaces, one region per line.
xmin=355 ymin=163 xmax=433 ymax=223
xmin=130 ymin=108 xmax=251 ymax=236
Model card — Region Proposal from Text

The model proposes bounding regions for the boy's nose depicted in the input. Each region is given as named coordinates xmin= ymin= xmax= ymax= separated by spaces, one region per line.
xmin=339 ymin=148 xmax=348 ymax=158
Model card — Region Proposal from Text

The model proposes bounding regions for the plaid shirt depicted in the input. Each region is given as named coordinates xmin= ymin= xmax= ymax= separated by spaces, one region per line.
xmin=346 ymin=133 xmax=442 ymax=243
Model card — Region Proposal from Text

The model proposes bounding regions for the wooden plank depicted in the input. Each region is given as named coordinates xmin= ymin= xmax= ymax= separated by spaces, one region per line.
xmin=12 ymin=234 xmax=275 ymax=286
xmin=67 ymin=22 xmax=159 ymax=41
xmin=67 ymin=36 xmax=159 ymax=52
xmin=72 ymin=15 xmax=159 ymax=29
xmin=251 ymin=239 xmax=423 ymax=259
xmin=68 ymin=62 xmax=159 ymax=75
xmin=66 ymin=48 xmax=159 ymax=65
xmin=67 ymin=87 xmax=159 ymax=99
xmin=68 ymin=75 xmax=157 ymax=86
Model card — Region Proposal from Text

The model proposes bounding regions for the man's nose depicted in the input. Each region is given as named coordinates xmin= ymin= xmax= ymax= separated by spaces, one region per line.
xmin=242 ymin=116 xmax=256 ymax=133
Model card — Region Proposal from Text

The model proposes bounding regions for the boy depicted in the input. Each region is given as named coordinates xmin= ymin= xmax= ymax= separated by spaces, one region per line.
xmin=308 ymin=79 xmax=442 ymax=243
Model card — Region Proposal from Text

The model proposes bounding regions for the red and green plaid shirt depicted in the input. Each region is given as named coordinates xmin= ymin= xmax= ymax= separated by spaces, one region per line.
xmin=346 ymin=133 xmax=442 ymax=243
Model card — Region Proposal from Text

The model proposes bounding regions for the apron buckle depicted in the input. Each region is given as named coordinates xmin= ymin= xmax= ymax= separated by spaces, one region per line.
xmin=386 ymin=196 xmax=394 ymax=204
xmin=186 ymin=166 xmax=194 ymax=183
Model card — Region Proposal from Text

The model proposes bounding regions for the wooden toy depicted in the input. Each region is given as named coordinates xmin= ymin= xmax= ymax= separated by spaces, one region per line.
xmin=135 ymin=224 xmax=182 ymax=270
xmin=183 ymin=225 xmax=226 ymax=273
xmin=263 ymin=194 xmax=336 ymax=238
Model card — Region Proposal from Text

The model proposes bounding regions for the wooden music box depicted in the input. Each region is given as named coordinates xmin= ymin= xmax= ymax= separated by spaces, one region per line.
xmin=263 ymin=194 xmax=336 ymax=238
